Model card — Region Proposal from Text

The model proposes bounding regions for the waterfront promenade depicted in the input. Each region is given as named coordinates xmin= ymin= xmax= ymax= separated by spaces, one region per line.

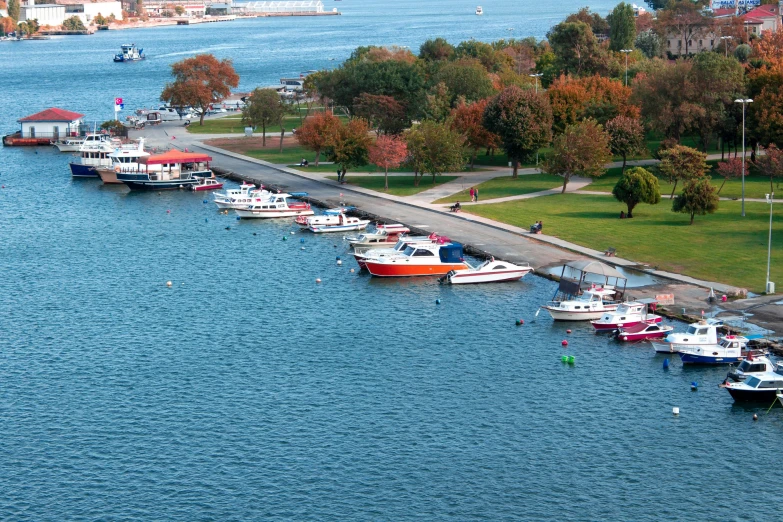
xmin=133 ymin=121 xmax=783 ymax=333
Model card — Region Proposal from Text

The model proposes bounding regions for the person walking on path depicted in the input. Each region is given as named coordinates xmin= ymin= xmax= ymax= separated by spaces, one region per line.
xmin=474 ymin=187 xmax=479 ymax=202
xmin=469 ymin=187 xmax=475 ymax=202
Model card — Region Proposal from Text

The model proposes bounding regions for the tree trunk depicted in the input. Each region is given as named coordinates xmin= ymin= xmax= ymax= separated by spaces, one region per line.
xmin=384 ymin=166 xmax=389 ymax=191
xmin=621 ymin=152 xmax=627 ymax=175
xmin=670 ymin=179 xmax=678 ymax=198
xmin=261 ymin=123 xmax=266 ymax=147
xmin=432 ymin=173 xmax=437 ymax=185
xmin=627 ymin=202 xmax=635 ymax=218
xmin=512 ymin=159 xmax=519 ymax=178
xmin=772 ymin=176 xmax=775 ymax=194
xmin=718 ymin=177 xmax=727 ymax=195
xmin=413 ymin=171 xmax=420 ymax=187
xmin=199 ymin=111 xmax=205 ymax=126
xmin=315 ymin=149 xmax=321 ymax=167
xmin=721 ymin=138 xmax=724 ymax=161
xmin=690 ymin=212 xmax=695 ymax=225
xmin=279 ymin=126 xmax=285 ymax=153
xmin=561 ymin=173 xmax=570 ymax=194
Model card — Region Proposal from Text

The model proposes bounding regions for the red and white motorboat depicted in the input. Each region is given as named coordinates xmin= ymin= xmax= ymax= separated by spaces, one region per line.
xmin=234 ymin=193 xmax=314 ymax=219
xmin=191 ymin=177 xmax=224 ymax=191
xmin=363 ymin=241 xmax=470 ymax=277
xmin=440 ymin=258 xmax=533 ymax=284
xmin=591 ymin=299 xmax=661 ymax=331
xmin=614 ymin=322 xmax=674 ymax=342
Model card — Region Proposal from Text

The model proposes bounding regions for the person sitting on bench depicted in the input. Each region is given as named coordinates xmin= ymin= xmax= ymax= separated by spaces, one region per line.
xmin=450 ymin=201 xmax=462 ymax=212
xmin=530 ymin=220 xmax=543 ymax=233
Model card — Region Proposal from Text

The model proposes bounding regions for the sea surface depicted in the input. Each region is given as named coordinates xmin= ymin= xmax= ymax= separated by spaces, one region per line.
xmin=1 ymin=2 xmax=782 ymax=520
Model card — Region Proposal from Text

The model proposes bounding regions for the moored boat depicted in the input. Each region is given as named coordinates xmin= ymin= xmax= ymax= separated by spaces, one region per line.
xmin=345 ymin=224 xmax=411 ymax=249
xmin=591 ymin=299 xmax=661 ymax=331
xmin=117 ymin=150 xmax=212 ymax=190
xmin=543 ymin=287 xmax=621 ymax=321
xmin=234 ymin=193 xmax=314 ymax=218
xmin=69 ymin=133 xmax=119 ymax=177
xmin=364 ymin=241 xmax=470 ymax=277
xmin=651 ymin=318 xmax=724 ymax=354
xmin=614 ymin=322 xmax=674 ymax=342
xmin=721 ymin=363 xmax=783 ymax=402
xmin=213 ymin=183 xmax=271 ymax=209
xmin=96 ymin=138 xmax=150 ymax=184
xmin=678 ymin=334 xmax=766 ymax=365
xmin=54 ymin=137 xmax=85 ymax=152
xmin=353 ymin=236 xmax=433 ymax=269
xmin=440 ymin=258 xmax=532 ymax=284
xmin=192 ymin=177 xmax=224 ymax=191
xmin=542 ymin=260 xmax=628 ymax=321
xmin=725 ymin=354 xmax=776 ymax=383
xmin=309 ymin=214 xmax=371 ymax=233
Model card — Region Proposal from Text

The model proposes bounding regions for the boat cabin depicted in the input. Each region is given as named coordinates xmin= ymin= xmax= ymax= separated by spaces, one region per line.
xmin=550 ymin=260 xmax=627 ymax=303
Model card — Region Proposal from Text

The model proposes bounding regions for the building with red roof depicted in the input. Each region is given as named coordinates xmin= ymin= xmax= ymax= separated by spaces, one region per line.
xmin=16 ymin=107 xmax=84 ymax=140
xmin=741 ymin=4 xmax=780 ymax=35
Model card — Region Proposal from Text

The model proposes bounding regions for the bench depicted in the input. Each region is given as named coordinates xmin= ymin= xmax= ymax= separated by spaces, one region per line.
xmin=449 ymin=206 xmax=462 ymax=212
xmin=604 ymin=247 xmax=616 ymax=257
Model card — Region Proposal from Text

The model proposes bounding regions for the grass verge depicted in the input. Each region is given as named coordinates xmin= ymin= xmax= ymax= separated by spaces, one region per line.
xmin=434 ymin=174 xmax=565 ymax=203
xmin=325 ymin=175 xmax=459 ymax=197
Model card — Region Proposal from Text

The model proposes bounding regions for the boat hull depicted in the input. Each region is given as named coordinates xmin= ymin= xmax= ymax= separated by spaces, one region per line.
xmin=365 ymin=261 xmax=469 ymax=277
xmin=726 ymin=388 xmax=779 ymax=402
xmin=617 ymin=331 xmax=670 ymax=342
xmin=54 ymin=142 xmax=83 ymax=152
xmin=96 ymin=168 xmax=122 ymax=184
xmin=447 ymin=268 xmax=531 ymax=284
xmin=544 ymin=306 xmax=618 ymax=321
xmin=192 ymin=182 xmax=224 ymax=191
xmin=235 ymin=208 xmax=314 ymax=219
xmin=70 ymin=162 xmax=99 ymax=177
xmin=679 ymin=353 xmax=742 ymax=364
xmin=592 ymin=315 xmax=662 ymax=331
xmin=121 ymin=179 xmax=199 ymax=190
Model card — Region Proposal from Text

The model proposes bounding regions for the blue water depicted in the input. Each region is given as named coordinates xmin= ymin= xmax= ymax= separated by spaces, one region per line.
xmin=1 ymin=2 xmax=782 ymax=520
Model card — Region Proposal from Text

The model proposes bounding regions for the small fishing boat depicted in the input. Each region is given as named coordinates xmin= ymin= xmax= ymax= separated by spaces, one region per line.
xmin=440 ymin=258 xmax=532 ymax=284
xmin=614 ymin=322 xmax=674 ymax=342
xmin=725 ymin=354 xmax=776 ymax=383
xmin=591 ymin=299 xmax=661 ymax=331
xmin=213 ymin=183 xmax=271 ymax=209
xmin=678 ymin=335 xmax=760 ymax=365
xmin=117 ymin=150 xmax=212 ymax=190
xmin=192 ymin=177 xmax=224 ymax=191
xmin=54 ymin=137 xmax=85 ymax=152
xmin=543 ymin=288 xmax=621 ymax=321
xmin=295 ymin=206 xmax=356 ymax=228
xmin=651 ymin=318 xmax=724 ymax=354
xmin=721 ymin=364 xmax=783 ymax=402
xmin=542 ymin=260 xmax=628 ymax=321
xmin=308 ymin=213 xmax=371 ymax=233
xmin=234 ymin=193 xmax=314 ymax=219
xmin=364 ymin=241 xmax=470 ymax=277
xmin=345 ymin=224 xmax=411 ymax=249
xmin=114 ymin=43 xmax=145 ymax=62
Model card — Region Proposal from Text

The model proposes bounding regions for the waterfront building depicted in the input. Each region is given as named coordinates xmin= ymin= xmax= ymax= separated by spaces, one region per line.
xmin=15 ymin=107 xmax=84 ymax=140
xmin=141 ymin=0 xmax=206 ymax=17
xmin=235 ymin=0 xmax=326 ymax=14
xmin=61 ymin=0 xmax=124 ymax=23
xmin=20 ymin=2 xmax=66 ymax=24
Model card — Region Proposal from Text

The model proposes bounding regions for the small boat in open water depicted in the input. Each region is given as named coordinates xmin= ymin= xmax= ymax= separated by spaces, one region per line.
xmin=114 ymin=44 xmax=144 ymax=62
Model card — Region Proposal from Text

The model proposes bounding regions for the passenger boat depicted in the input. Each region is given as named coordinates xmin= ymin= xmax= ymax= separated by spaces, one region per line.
xmin=364 ymin=241 xmax=470 ymax=277
xmin=69 ymin=133 xmax=119 ymax=177
xmin=651 ymin=318 xmax=724 ymax=354
xmin=234 ymin=193 xmax=314 ymax=219
xmin=54 ymin=137 xmax=85 ymax=152
xmin=117 ymin=150 xmax=212 ymax=190
xmin=345 ymin=224 xmax=411 ymax=249
xmin=192 ymin=177 xmax=224 ymax=191
xmin=721 ymin=363 xmax=783 ymax=402
xmin=725 ymin=354 xmax=776 ymax=383
xmin=440 ymin=258 xmax=532 ymax=284
xmin=614 ymin=322 xmax=674 ymax=342
xmin=353 ymin=236 xmax=433 ymax=269
xmin=96 ymin=138 xmax=149 ymax=184
xmin=114 ymin=43 xmax=145 ymax=62
xmin=213 ymin=183 xmax=271 ymax=209
xmin=542 ymin=260 xmax=628 ymax=321
xmin=591 ymin=299 xmax=661 ymax=331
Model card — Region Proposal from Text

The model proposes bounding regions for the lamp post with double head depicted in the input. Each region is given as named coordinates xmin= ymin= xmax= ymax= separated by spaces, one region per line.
xmin=529 ymin=73 xmax=544 ymax=166
xmin=720 ymin=35 xmax=733 ymax=58
xmin=766 ymin=193 xmax=775 ymax=294
xmin=734 ymin=98 xmax=753 ymax=217
xmin=620 ymin=49 xmax=633 ymax=87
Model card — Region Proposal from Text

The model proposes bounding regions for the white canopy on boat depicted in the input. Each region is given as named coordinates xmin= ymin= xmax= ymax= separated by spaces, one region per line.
xmin=565 ymin=260 xmax=625 ymax=279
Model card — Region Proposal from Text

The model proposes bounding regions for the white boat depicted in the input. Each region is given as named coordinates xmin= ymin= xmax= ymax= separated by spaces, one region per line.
xmin=725 ymin=355 xmax=776 ymax=383
xmin=651 ymin=318 xmax=724 ymax=354
xmin=475 ymin=5 xmax=483 ymax=15
xmin=69 ymin=133 xmax=121 ymax=177
xmin=543 ymin=288 xmax=621 ymax=321
xmin=96 ymin=138 xmax=150 ymax=184
xmin=295 ymin=206 xmax=356 ymax=228
xmin=679 ymin=335 xmax=752 ymax=365
xmin=346 ymin=224 xmax=411 ymax=249
xmin=364 ymin=241 xmax=471 ymax=277
xmin=54 ymin=137 xmax=85 ymax=152
xmin=354 ymin=236 xmax=438 ymax=268
xmin=722 ymin=363 xmax=783 ymax=402
xmin=213 ymin=183 xmax=271 ymax=209
xmin=542 ymin=260 xmax=628 ymax=321
xmin=114 ymin=43 xmax=145 ymax=62
xmin=234 ymin=193 xmax=314 ymax=219
xmin=308 ymin=213 xmax=371 ymax=233
xmin=441 ymin=258 xmax=532 ymax=284
xmin=591 ymin=299 xmax=662 ymax=331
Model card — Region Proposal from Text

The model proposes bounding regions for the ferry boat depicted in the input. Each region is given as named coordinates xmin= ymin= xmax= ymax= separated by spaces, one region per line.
xmin=69 ymin=134 xmax=119 ymax=177
xmin=116 ymin=150 xmax=212 ymax=190
xmin=475 ymin=5 xmax=483 ymax=15
xmin=114 ymin=44 xmax=145 ymax=62
xmin=345 ymin=224 xmax=411 ymax=249
xmin=364 ymin=241 xmax=470 ymax=277
xmin=213 ymin=183 xmax=271 ymax=209
xmin=96 ymin=138 xmax=149 ymax=184
xmin=591 ymin=299 xmax=662 ymax=331
xmin=234 ymin=193 xmax=314 ymax=219
xmin=441 ymin=259 xmax=532 ymax=284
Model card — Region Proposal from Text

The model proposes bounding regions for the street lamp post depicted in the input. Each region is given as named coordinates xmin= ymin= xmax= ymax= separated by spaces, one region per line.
xmin=620 ymin=49 xmax=632 ymax=87
xmin=766 ymin=193 xmax=775 ymax=294
xmin=529 ymin=73 xmax=542 ymax=94
xmin=735 ymin=98 xmax=753 ymax=217
xmin=720 ymin=35 xmax=733 ymax=58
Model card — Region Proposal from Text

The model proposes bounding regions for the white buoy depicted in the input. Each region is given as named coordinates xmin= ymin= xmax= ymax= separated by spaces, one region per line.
xmin=672 ymin=407 xmax=680 ymax=416
xmin=337 ymin=260 xmax=342 ymax=265
xmin=301 ymin=246 xmax=306 ymax=250
xmin=316 ymin=278 xmax=322 ymax=283
xmin=166 ymin=281 xmax=172 ymax=287
xmin=350 ymin=268 xmax=355 ymax=273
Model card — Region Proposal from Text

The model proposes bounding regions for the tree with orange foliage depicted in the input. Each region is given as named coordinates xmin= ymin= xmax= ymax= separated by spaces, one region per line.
xmin=751 ymin=29 xmax=783 ymax=71
xmin=0 ymin=16 xmax=16 ymax=36
xmin=295 ymin=111 xmax=341 ymax=166
xmin=547 ymin=74 xmax=639 ymax=134
xmin=160 ymin=54 xmax=239 ymax=125
xmin=450 ymin=99 xmax=500 ymax=169
xmin=369 ymin=135 xmax=408 ymax=191
xmin=325 ymin=118 xmax=373 ymax=181
xmin=748 ymin=69 xmax=783 ymax=147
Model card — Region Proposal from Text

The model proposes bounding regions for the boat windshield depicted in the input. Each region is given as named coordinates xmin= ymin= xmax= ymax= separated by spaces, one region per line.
xmin=745 ymin=376 xmax=761 ymax=388
xmin=403 ymin=246 xmax=416 ymax=256
xmin=686 ymin=325 xmax=699 ymax=335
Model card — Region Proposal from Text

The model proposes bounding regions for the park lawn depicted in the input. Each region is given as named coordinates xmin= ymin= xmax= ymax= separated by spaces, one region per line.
xmin=465 ymin=193 xmax=782 ymax=293
xmin=188 ymin=114 xmax=304 ymax=134
xmin=325 ymin=175 xmax=459 ymax=197
xmin=245 ymin=145 xmax=312 ymax=165
xmin=434 ymin=174 xmax=565 ymax=203
xmin=287 ymin=163 xmax=412 ymax=174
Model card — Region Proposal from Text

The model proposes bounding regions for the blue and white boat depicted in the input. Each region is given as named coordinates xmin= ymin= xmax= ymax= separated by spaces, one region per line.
xmin=114 ymin=44 xmax=144 ymax=62
xmin=69 ymin=134 xmax=118 ymax=177
xmin=679 ymin=335 xmax=750 ymax=364
xmin=117 ymin=150 xmax=211 ymax=190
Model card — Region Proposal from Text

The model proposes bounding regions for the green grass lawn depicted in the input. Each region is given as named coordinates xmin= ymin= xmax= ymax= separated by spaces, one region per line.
xmin=188 ymin=114 xmax=306 ymax=135
xmin=434 ymin=174 xmax=565 ymax=203
xmin=324 ymin=175 xmax=459 ymax=197
xmin=465 ymin=193 xmax=781 ymax=292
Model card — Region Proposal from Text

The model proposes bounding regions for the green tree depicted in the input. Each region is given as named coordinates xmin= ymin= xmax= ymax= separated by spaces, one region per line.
xmin=432 ymin=60 xmax=495 ymax=106
xmin=657 ymin=144 xmax=709 ymax=198
xmin=423 ymin=82 xmax=452 ymax=122
xmin=672 ymin=176 xmax=719 ymax=225
xmin=62 ymin=15 xmax=86 ymax=31
xmin=8 ymin=0 xmax=19 ymax=22
xmin=547 ymin=21 xmax=608 ymax=77
xmin=93 ymin=13 xmax=108 ymax=25
xmin=635 ymin=30 xmax=661 ymax=59
xmin=483 ymin=86 xmax=553 ymax=178
xmin=325 ymin=118 xmax=373 ymax=179
xmin=174 ymin=5 xmax=185 ymax=15
xmin=419 ymin=37 xmax=454 ymax=62
xmin=242 ymin=88 xmax=284 ymax=146
xmin=606 ymin=115 xmax=645 ymax=175
xmin=454 ymin=39 xmax=510 ymax=73
xmin=690 ymin=52 xmax=745 ymax=153
xmin=632 ymin=59 xmax=699 ymax=142
xmin=734 ymin=43 xmax=752 ymax=63
xmin=405 ymin=121 xmax=466 ymax=186
xmin=160 ymin=53 xmax=239 ymax=126
xmin=542 ymin=119 xmax=612 ymax=193
xmin=612 ymin=166 xmax=661 ymax=217
xmin=608 ymin=2 xmax=636 ymax=52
